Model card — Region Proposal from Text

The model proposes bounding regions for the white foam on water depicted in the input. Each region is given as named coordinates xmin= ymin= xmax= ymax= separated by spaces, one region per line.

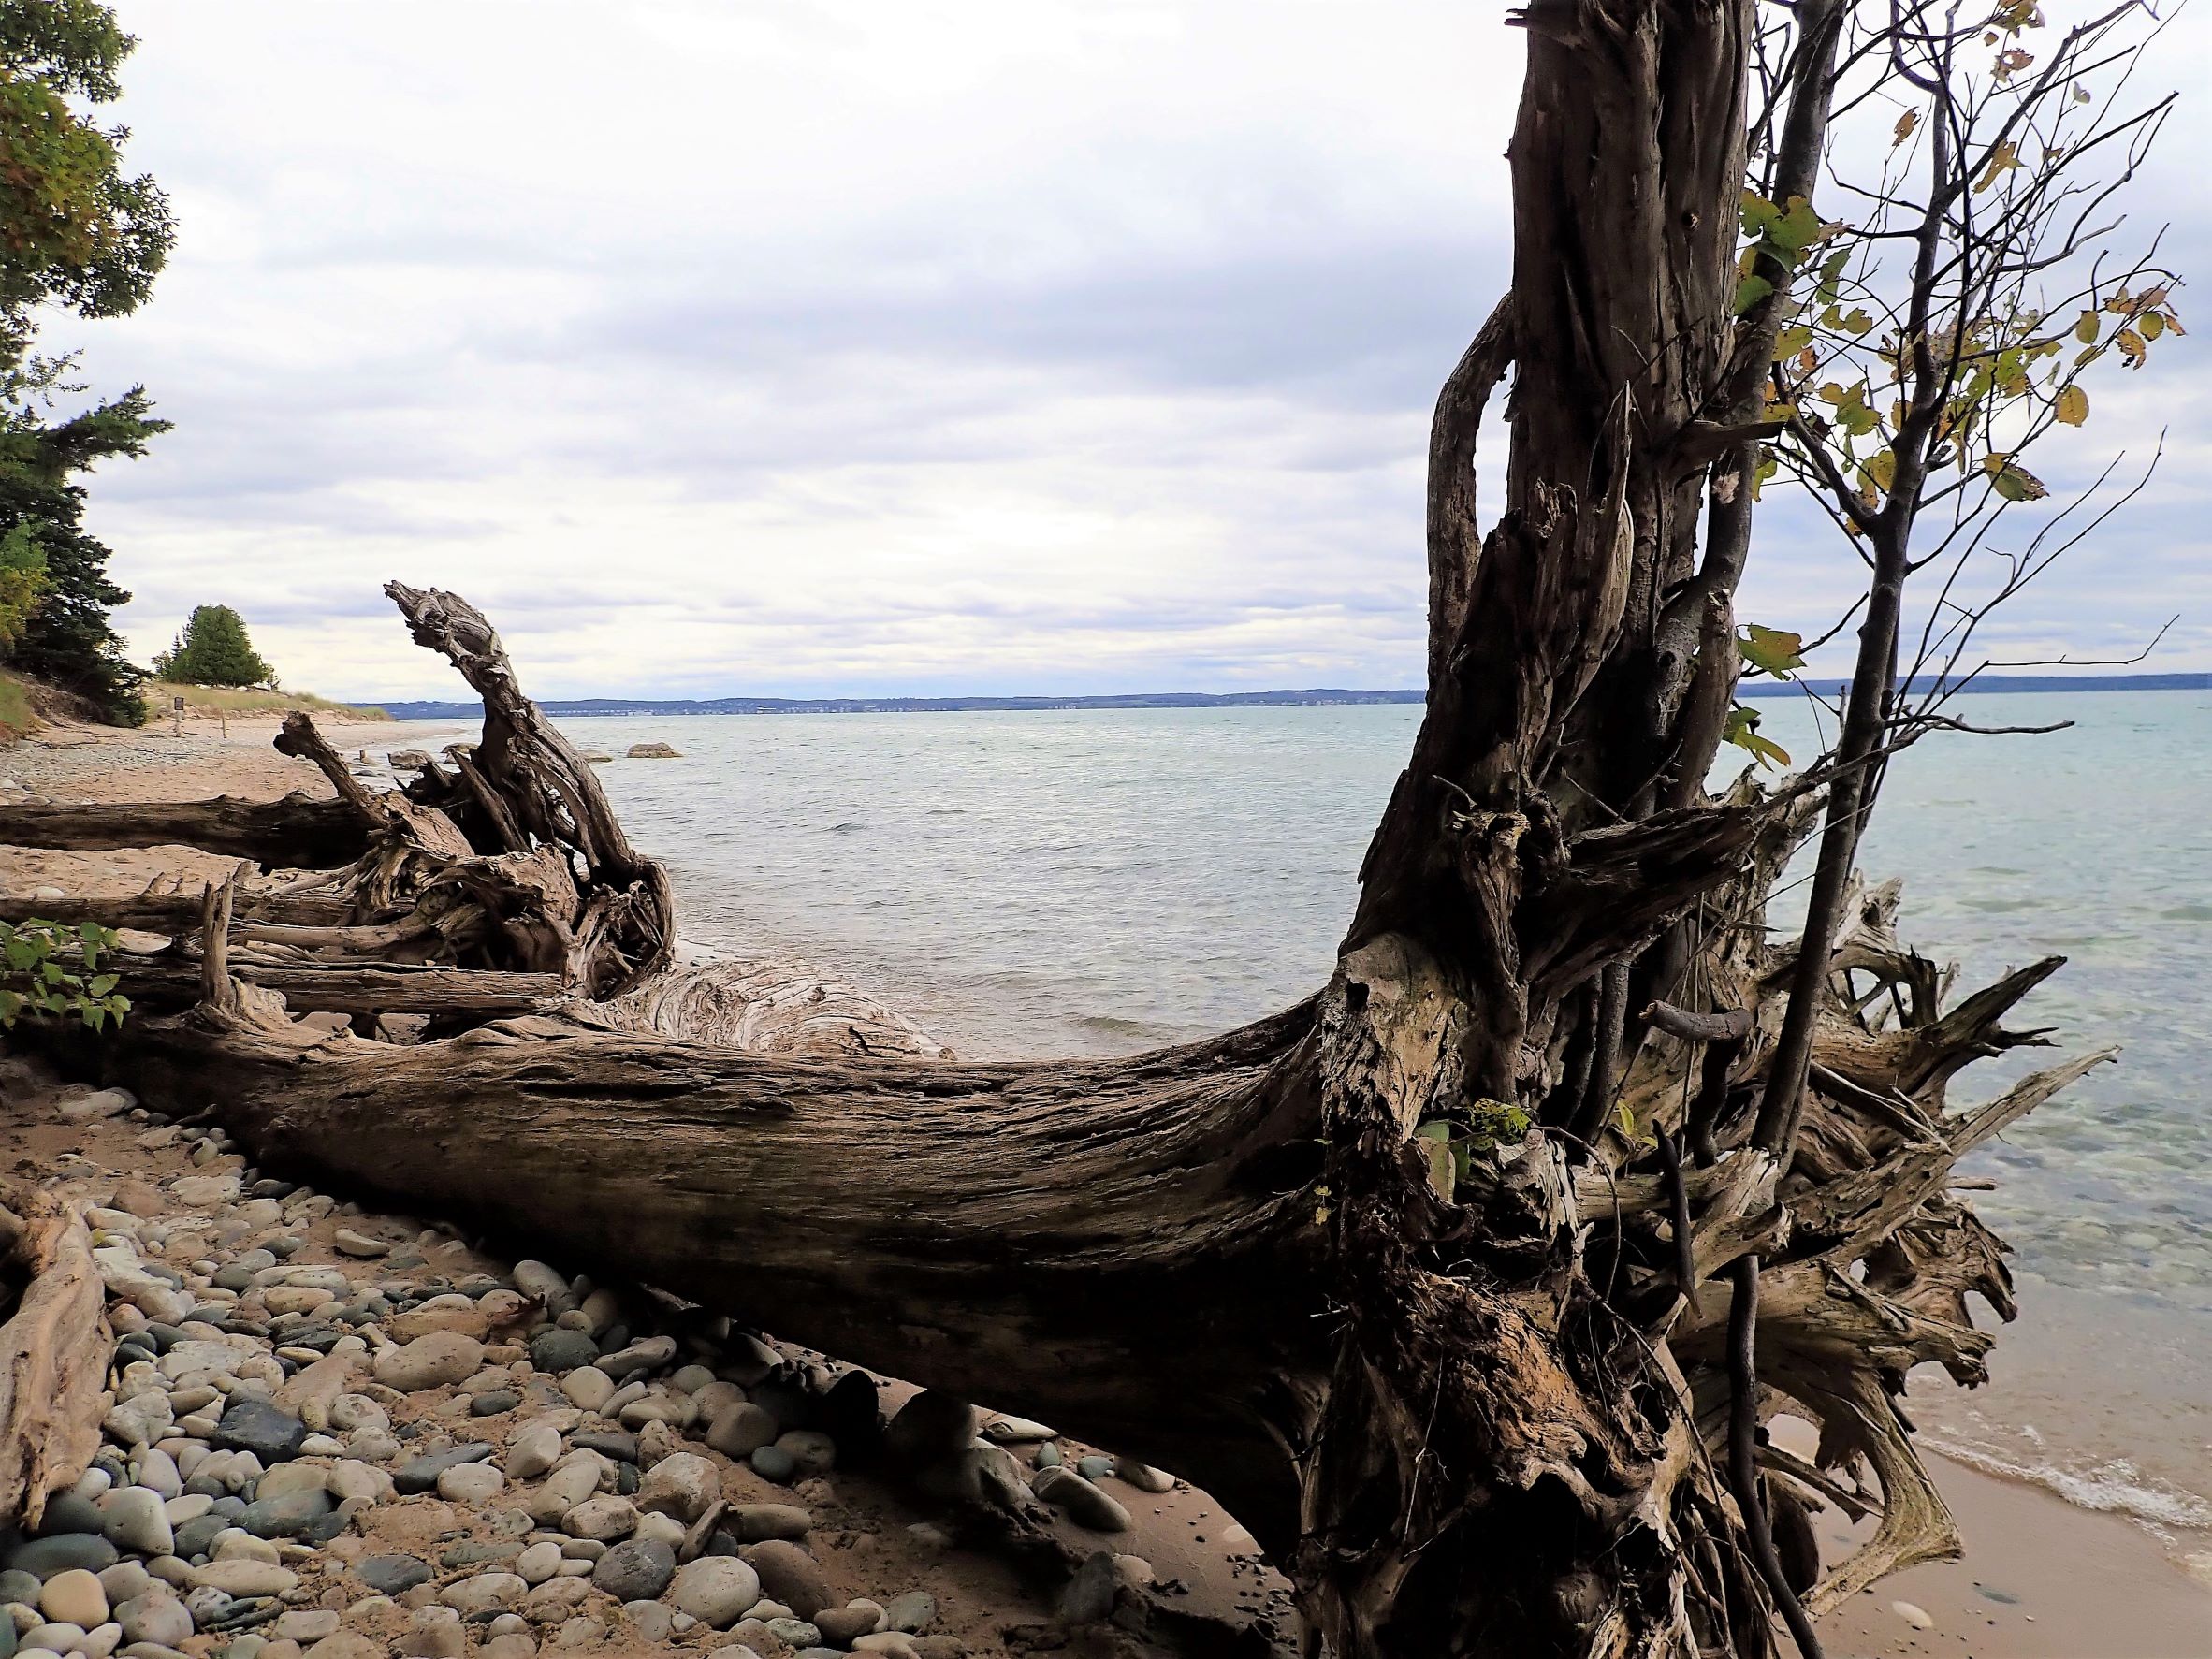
xmin=1927 ymin=1433 xmax=2212 ymax=1535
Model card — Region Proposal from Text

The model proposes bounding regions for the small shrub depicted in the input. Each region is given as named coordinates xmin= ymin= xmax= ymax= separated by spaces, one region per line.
xmin=0 ymin=919 xmax=130 ymax=1031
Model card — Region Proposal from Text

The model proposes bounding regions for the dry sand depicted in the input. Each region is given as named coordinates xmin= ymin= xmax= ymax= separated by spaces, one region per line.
xmin=5 ymin=712 xmax=2210 ymax=1658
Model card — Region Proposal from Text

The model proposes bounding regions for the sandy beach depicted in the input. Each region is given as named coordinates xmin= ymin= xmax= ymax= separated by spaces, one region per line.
xmin=4 ymin=712 xmax=2210 ymax=1659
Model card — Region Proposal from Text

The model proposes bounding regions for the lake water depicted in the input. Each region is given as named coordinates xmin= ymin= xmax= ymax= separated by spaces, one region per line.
xmin=409 ymin=689 xmax=2212 ymax=1567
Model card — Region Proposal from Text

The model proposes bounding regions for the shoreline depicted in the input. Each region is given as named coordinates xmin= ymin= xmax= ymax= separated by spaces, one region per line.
xmin=6 ymin=713 xmax=2211 ymax=1656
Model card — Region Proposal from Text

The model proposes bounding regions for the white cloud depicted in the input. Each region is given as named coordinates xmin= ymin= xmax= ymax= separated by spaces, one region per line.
xmin=41 ymin=0 xmax=2212 ymax=696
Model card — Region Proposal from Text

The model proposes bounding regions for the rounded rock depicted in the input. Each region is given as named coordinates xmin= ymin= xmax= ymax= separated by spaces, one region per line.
xmin=38 ymin=1570 xmax=108 ymax=1629
xmin=371 ymin=1333 xmax=485 ymax=1393
xmin=668 ymin=1557 xmax=761 ymax=1629
xmin=588 ymin=1539 xmax=673 ymax=1603
xmin=742 ymin=1540 xmax=826 ymax=1620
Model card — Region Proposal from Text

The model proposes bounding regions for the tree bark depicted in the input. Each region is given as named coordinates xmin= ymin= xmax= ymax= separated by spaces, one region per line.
xmin=0 ymin=793 xmax=370 ymax=866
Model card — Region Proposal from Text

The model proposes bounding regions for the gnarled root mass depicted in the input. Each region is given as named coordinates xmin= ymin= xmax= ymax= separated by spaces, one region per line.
xmin=7 ymin=584 xmax=2101 ymax=1658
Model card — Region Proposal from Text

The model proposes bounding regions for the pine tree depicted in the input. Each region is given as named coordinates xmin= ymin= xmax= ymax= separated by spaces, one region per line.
xmin=0 ymin=0 xmax=174 ymax=724
xmin=162 ymin=604 xmax=271 ymax=688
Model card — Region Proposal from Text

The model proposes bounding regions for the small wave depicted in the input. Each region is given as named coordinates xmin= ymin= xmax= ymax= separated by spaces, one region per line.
xmin=926 ymin=808 xmax=967 ymax=816
xmin=1075 ymin=1014 xmax=1167 ymax=1039
xmin=1927 ymin=1434 xmax=2212 ymax=1535
xmin=827 ymin=821 xmax=866 ymax=834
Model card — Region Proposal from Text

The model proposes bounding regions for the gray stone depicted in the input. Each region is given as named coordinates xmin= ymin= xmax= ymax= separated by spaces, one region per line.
xmin=469 ymin=1392 xmax=520 ymax=1418
xmin=353 ymin=1557 xmax=431 ymax=1595
xmin=588 ymin=1540 xmax=673 ymax=1603
xmin=1057 ymin=1551 xmax=1116 ymax=1625
xmin=526 ymin=1332 xmax=597 ymax=1375
xmin=1111 ymin=1457 xmax=1174 ymax=1493
xmin=742 ymin=1541 xmax=825 ymax=1620
xmin=705 ymin=1405 xmax=779 ymax=1460
xmin=1032 ymin=1467 xmax=1130 ymax=1533
xmin=618 ymin=1601 xmax=672 ymax=1643
xmin=116 ymin=1591 xmax=194 ymax=1648
xmin=815 ymin=1604 xmax=883 ymax=1643
xmin=99 ymin=1491 xmax=174 ymax=1556
xmin=594 ymin=1336 xmax=676 ymax=1381
xmin=883 ymin=1392 xmax=976 ymax=1468
xmin=1076 ymin=1455 xmax=1112 ymax=1479
xmin=882 ymin=1592 xmax=936 ymax=1634
xmin=392 ymin=1445 xmax=494 ymax=1494
xmin=209 ymin=1403 xmax=306 ymax=1465
xmin=763 ymin=1620 xmax=821 ymax=1651
xmin=234 ymin=1490 xmax=334 ymax=1540
xmin=503 ymin=1425 xmax=562 ymax=1482
xmin=7 ymin=1535 xmax=120 ymax=1579
xmin=748 ymin=1446 xmax=795 ymax=1483
xmin=668 ymin=1557 xmax=760 ymax=1627
xmin=729 ymin=1506 xmax=810 ymax=1544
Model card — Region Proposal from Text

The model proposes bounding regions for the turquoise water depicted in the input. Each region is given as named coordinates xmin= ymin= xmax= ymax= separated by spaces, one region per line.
xmin=423 ymin=690 xmax=2212 ymax=1551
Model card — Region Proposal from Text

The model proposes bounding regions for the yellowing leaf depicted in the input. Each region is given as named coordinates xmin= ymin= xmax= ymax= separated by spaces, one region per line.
xmin=1738 ymin=623 xmax=1806 ymax=677
xmin=2074 ymin=311 xmax=2100 ymax=345
xmin=1893 ymin=108 xmax=1920 ymax=146
xmin=1865 ymin=449 xmax=1898 ymax=491
xmin=2117 ymin=327 xmax=2147 ymax=368
xmin=1974 ymin=140 xmax=2022 ymax=194
xmin=2140 ymin=311 xmax=2164 ymax=341
xmin=2054 ymin=385 xmax=2088 ymax=426
xmin=1983 ymin=455 xmax=2049 ymax=502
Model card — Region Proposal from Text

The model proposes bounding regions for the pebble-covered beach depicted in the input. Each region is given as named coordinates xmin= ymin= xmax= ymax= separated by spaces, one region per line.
xmin=0 ymin=1057 xmax=1267 ymax=1659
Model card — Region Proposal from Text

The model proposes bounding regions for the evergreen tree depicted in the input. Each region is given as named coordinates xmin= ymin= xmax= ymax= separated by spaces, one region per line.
xmin=162 ymin=604 xmax=271 ymax=688
xmin=0 ymin=0 xmax=174 ymax=724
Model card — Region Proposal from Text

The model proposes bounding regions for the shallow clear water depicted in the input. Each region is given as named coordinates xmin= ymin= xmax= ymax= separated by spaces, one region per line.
xmin=410 ymin=689 xmax=2212 ymax=1552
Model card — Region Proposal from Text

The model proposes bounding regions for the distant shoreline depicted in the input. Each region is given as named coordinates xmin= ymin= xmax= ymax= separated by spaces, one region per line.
xmin=368 ymin=670 xmax=2211 ymax=720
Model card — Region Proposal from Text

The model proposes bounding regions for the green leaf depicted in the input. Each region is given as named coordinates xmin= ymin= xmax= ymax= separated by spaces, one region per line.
xmin=1983 ymin=455 xmax=2049 ymax=502
xmin=1734 ymin=273 xmax=1775 ymax=315
xmin=1739 ymin=190 xmax=1780 ymax=237
xmin=1724 ymin=705 xmax=1793 ymax=769
xmin=1768 ymin=196 xmax=1822 ymax=253
xmin=1738 ymin=623 xmax=1807 ymax=677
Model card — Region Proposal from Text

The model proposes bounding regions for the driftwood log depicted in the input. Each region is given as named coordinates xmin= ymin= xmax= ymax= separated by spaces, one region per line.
xmin=0 ymin=9 xmax=2117 ymax=1642
xmin=0 ymin=1183 xmax=109 ymax=1529
xmin=9 ymin=581 xmax=2103 ymax=1657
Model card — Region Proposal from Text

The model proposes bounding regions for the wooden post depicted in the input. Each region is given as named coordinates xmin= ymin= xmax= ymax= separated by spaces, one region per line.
xmin=170 ymin=694 xmax=182 ymax=738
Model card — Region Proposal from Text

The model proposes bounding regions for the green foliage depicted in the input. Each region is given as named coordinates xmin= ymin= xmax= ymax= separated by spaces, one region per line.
xmin=0 ymin=0 xmax=170 ymax=725
xmin=1737 ymin=623 xmax=1805 ymax=678
xmin=1722 ymin=704 xmax=1791 ymax=770
xmin=0 ymin=383 xmax=167 ymax=722
xmin=163 ymin=604 xmax=272 ymax=688
xmin=0 ymin=916 xmax=129 ymax=1032
xmin=1413 ymin=1099 xmax=1535 ymax=1200
xmin=0 ymin=517 xmax=45 ymax=644
xmin=0 ymin=0 xmax=171 ymax=331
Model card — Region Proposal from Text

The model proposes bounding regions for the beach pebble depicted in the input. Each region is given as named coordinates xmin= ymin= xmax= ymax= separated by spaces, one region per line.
xmin=885 ymin=1393 xmax=976 ymax=1467
xmin=744 ymin=1541 xmax=827 ymax=1621
xmin=774 ymin=1432 xmax=836 ymax=1477
xmin=668 ymin=1558 xmax=761 ymax=1628
xmin=1112 ymin=1456 xmax=1175 ymax=1492
xmin=436 ymin=1464 xmax=505 ymax=1505
xmin=115 ymin=1591 xmax=192 ymax=1648
xmin=39 ymin=1571 xmax=108 ymax=1628
xmin=209 ymin=1401 xmax=307 ymax=1463
xmin=558 ymin=1369 xmax=614 ymax=1413
xmin=730 ymin=1505 xmax=811 ymax=1544
xmin=560 ymin=1497 xmax=636 ymax=1542
xmin=618 ymin=1600 xmax=673 ymax=1642
xmin=1032 ymin=1467 xmax=1130 ymax=1533
xmin=588 ymin=1539 xmax=672 ymax=1601
xmin=440 ymin=1574 xmax=525 ymax=1619
xmin=513 ymin=1543 xmax=562 ymax=1588
xmin=330 ymin=1230 xmax=388 ymax=1259
xmin=97 ymin=1491 xmax=172 ymax=1558
xmin=504 ymin=1425 xmax=563 ymax=1481
xmin=354 ymin=1557 xmax=431 ymax=1596
xmin=636 ymin=1454 xmax=717 ymax=1522
xmin=1892 ymin=1601 xmax=1934 ymax=1631
xmin=816 ymin=1602 xmax=885 ymax=1644
xmin=393 ymin=1445 xmax=494 ymax=1494
xmin=189 ymin=1562 xmax=296 ymax=1598
xmin=372 ymin=1333 xmax=484 ymax=1392
xmin=706 ymin=1404 xmax=779 ymax=1460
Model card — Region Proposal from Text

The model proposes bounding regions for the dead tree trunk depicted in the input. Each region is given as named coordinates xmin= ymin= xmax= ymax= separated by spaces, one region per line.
xmin=7 ymin=8 xmax=2116 ymax=1651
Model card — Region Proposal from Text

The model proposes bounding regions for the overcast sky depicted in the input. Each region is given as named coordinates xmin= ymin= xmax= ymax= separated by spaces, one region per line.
xmin=42 ymin=1 xmax=2212 ymax=699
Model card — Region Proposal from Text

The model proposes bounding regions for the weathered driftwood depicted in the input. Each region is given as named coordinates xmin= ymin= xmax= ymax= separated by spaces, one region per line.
xmin=0 ymin=1183 xmax=109 ymax=1528
xmin=17 ymin=567 xmax=2103 ymax=1659
xmin=0 ymin=793 xmax=369 ymax=866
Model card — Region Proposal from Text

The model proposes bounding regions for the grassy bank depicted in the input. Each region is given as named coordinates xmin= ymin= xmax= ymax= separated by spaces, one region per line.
xmin=0 ymin=669 xmax=35 ymax=739
xmin=142 ymin=681 xmax=390 ymax=721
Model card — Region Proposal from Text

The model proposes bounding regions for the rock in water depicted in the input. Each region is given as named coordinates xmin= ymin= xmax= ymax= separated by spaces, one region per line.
xmin=625 ymin=743 xmax=680 ymax=759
